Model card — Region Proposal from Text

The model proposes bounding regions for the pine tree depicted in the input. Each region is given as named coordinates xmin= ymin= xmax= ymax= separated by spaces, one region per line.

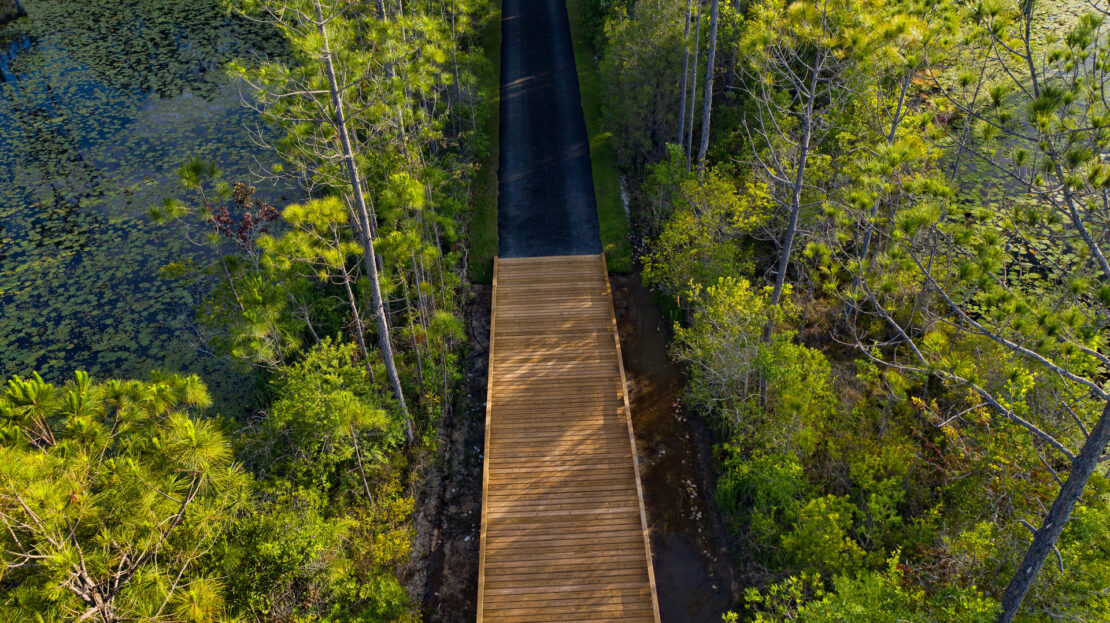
xmin=0 ymin=372 xmax=248 ymax=622
xmin=231 ymin=0 xmax=419 ymax=440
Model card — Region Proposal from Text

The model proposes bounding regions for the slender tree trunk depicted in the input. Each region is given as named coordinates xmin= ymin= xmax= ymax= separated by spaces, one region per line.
xmin=349 ymin=421 xmax=376 ymax=507
xmin=96 ymin=594 xmax=116 ymax=623
xmin=297 ymin=295 xmax=322 ymax=347
xmin=997 ymin=400 xmax=1110 ymax=623
xmin=696 ymin=0 xmax=719 ymax=176
xmin=846 ymin=73 xmax=911 ymax=325
xmin=859 ymin=74 xmax=910 ymax=260
xmin=401 ymin=274 xmax=426 ymax=396
xmin=763 ymin=99 xmax=814 ymax=339
xmin=449 ymin=0 xmax=473 ymax=133
xmin=724 ymin=0 xmax=741 ymax=91
xmin=1020 ymin=1 xmax=1040 ymax=98
xmin=315 ymin=0 xmax=413 ymax=442
xmin=441 ymin=338 xmax=450 ymax=418
xmin=678 ymin=0 xmax=692 ymax=145
xmin=686 ymin=1 xmax=702 ymax=172
xmin=949 ymin=70 xmax=983 ymax=180
xmin=219 ymin=255 xmax=245 ymax=312
xmin=413 ymin=252 xmax=433 ymax=333
xmin=199 ymin=185 xmax=245 ymax=314
xmin=431 ymin=220 xmax=448 ymax=310
xmin=338 ymin=248 xmax=376 ymax=381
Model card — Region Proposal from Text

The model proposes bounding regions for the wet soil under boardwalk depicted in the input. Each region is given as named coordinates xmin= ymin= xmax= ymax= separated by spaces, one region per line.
xmin=415 ymin=271 xmax=737 ymax=622
xmin=414 ymin=285 xmax=489 ymax=622
xmin=611 ymin=271 xmax=738 ymax=621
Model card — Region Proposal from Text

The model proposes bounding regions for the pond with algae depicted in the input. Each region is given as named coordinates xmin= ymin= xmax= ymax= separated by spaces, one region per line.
xmin=0 ymin=0 xmax=290 ymax=410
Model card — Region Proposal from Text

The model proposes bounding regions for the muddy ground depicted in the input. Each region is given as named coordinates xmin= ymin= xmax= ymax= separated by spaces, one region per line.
xmin=409 ymin=284 xmax=489 ymax=622
xmin=410 ymin=272 xmax=738 ymax=622
xmin=611 ymin=272 xmax=737 ymax=621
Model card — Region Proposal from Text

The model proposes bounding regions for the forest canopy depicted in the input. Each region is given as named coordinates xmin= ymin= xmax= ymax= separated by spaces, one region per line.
xmin=2 ymin=0 xmax=489 ymax=619
xmin=2 ymin=0 xmax=1110 ymax=621
xmin=592 ymin=0 xmax=1110 ymax=620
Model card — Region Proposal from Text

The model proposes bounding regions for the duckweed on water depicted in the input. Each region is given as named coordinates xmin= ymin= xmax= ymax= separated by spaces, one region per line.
xmin=0 ymin=0 xmax=292 ymax=412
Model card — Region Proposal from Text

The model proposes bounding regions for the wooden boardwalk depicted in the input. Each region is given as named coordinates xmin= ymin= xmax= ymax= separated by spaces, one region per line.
xmin=477 ymin=254 xmax=660 ymax=622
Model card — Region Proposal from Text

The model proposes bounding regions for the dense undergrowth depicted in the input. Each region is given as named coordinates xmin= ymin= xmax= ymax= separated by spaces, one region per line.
xmin=586 ymin=0 xmax=1110 ymax=621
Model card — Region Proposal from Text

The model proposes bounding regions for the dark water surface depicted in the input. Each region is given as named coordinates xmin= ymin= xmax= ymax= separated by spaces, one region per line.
xmin=612 ymin=272 xmax=738 ymax=621
xmin=0 ymin=0 xmax=289 ymax=409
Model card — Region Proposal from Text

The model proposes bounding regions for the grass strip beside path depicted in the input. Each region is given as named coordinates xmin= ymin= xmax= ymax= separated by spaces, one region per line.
xmin=467 ymin=0 xmax=501 ymax=284
xmin=565 ymin=0 xmax=633 ymax=272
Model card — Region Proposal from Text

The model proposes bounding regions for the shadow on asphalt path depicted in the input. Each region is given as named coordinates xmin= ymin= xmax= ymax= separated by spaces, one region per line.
xmin=498 ymin=0 xmax=602 ymax=257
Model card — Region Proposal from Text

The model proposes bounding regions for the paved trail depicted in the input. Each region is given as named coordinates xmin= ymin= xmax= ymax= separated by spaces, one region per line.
xmin=497 ymin=0 xmax=601 ymax=257
xmin=479 ymin=0 xmax=660 ymax=620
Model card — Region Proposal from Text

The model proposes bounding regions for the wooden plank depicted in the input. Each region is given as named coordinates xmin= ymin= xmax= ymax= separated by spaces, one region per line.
xmin=477 ymin=255 xmax=660 ymax=623
xmin=482 ymin=548 xmax=648 ymax=563
xmin=483 ymin=569 xmax=651 ymax=587
xmin=483 ymin=587 xmax=652 ymax=609
xmin=483 ymin=548 xmax=643 ymax=564
xmin=485 ymin=472 xmax=637 ymax=487
xmin=482 ymin=530 xmax=645 ymax=547
xmin=483 ymin=580 xmax=651 ymax=596
xmin=484 ymin=516 xmax=642 ymax=536
xmin=489 ymin=451 xmax=632 ymax=464
xmin=486 ymin=411 xmax=620 ymax=423
xmin=487 ymin=482 xmax=634 ymax=498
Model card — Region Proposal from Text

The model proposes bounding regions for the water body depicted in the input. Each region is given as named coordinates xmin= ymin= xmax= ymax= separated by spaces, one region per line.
xmin=612 ymin=273 xmax=737 ymax=620
xmin=0 ymin=0 xmax=289 ymax=410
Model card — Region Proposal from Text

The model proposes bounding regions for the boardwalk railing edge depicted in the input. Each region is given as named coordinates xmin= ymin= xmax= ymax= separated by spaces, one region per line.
xmin=476 ymin=256 xmax=498 ymax=622
xmin=600 ymin=253 xmax=662 ymax=623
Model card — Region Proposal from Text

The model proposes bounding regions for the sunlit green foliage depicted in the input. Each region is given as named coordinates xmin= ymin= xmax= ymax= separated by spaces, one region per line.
xmin=673 ymin=277 xmax=833 ymax=455
xmin=0 ymin=372 xmax=249 ymax=622
xmin=740 ymin=555 xmax=999 ymax=623
xmin=643 ymin=150 xmax=770 ymax=295
xmin=244 ymin=338 xmax=402 ymax=484
xmin=218 ymin=0 xmax=476 ymax=440
xmin=219 ymin=339 xmax=415 ymax=620
xmin=589 ymin=0 xmax=1110 ymax=620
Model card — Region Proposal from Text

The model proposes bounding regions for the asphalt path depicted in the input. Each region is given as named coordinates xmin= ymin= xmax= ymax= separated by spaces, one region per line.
xmin=497 ymin=0 xmax=602 ymax=257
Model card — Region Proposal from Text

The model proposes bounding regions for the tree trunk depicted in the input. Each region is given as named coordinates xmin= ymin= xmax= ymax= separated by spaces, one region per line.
xmin=401 ymin=274 xmax=426 ymax=396
xmin=685 ymin=1 xmax=702 ymax=172
xmin=677 ymin=0 xmax=692 ymax=145
xmin=696 ymin=0 xmax=719 ymax=176
xmin=763 ymin=97 xmax=814 ymax=339
xmin=315 ymin=0 xmax=413 ymax=443
xmin=219 ymin=255 xmax=246 ymax=312
xmin=996 ymin=399 xmax=1110 ymax=623
xmin=449 ymin=0 xmax=472 ymax=133
xmin=846 ymin=73 xmax=911 ymax=324
xmin=338 ymin=247 xmax=376 ymax=381
xmin=723 ymin=0 xmax=741 ymax=91
xmin=349 ymin=421 xmax=376 ymax=507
